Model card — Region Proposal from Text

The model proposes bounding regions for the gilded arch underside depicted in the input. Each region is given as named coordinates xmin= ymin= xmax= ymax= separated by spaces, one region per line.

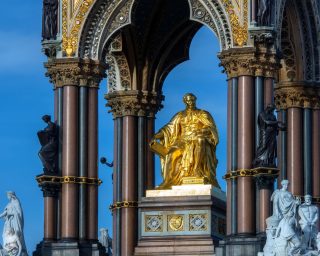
xmin=69 ymin=0 xmax=242 ymax=94
xmin=67 ymin=0 xmax=246 ymax=59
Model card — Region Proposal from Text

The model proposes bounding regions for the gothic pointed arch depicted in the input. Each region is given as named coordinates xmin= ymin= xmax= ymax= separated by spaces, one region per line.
xmin=275 ymin=0 xmax=320 ymax=83
xmin=78 ymin=0 xmax=238 ymax=61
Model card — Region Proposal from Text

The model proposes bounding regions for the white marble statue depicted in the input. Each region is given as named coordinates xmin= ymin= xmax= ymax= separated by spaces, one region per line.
xmin=3 ymin=228 xmax=21 ymax=256
xmin=99 ymin=228 xmax=112 ymax=255
xmin=259 ymin=181 xmax=320 ymax=256
xmin=299 ymin=195 xmax=319 ymax=251
xmin=316 ymin=233 xmax=320 ymax=253
xmin=263 ymin=226 xmax=277 ymax=256
xmin=271 ymin=180 xmax=300 ymax=220
xmin=275 ymin=210 xmax=301 ymax=255
xmin=0 ymin=192 xmax=28 ymax=256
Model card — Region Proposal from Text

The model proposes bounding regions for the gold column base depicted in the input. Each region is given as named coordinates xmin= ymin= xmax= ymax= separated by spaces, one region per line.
xmin=181 ymin=176 xmax=208 ymax=185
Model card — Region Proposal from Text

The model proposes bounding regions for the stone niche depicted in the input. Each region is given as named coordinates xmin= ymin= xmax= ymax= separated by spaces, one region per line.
xmin=134 ymin=184 xmax=226 ymax=256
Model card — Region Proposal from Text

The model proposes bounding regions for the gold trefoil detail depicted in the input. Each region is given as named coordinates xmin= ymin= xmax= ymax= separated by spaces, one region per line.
xmin=62 ymin=0 xmax=95 ymax=56
xmin=222 ymin=0 xmax=248 ymax=46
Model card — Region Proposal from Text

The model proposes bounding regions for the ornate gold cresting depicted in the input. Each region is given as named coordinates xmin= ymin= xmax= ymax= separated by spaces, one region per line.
xmin=222 ymin=0 xmax=248 ymax=46
xmin=62 ymin=0 xmax=95 ymax=56
xmin=274 ymin=82 xmax=320 ymax=110
xmin=45 ymin=58 xmax=107 ymax=88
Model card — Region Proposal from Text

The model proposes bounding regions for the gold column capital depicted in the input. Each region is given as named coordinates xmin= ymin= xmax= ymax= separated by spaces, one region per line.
xmin=105 ymin=90 xmax=164 ymax=118
xmin=274 ymin=82 xmax=320 ymax=110
xmin=219 ymin=46 xmax=279 ymax=79
xmin=45 ymin=58 xmax=107 ymax=88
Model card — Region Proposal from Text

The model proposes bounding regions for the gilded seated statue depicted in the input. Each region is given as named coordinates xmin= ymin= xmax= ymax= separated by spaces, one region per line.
xmin=150 ymin=93 xmax=220 ymax=189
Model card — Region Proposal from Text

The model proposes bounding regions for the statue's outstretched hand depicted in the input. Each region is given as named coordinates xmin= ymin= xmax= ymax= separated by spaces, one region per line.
xmin=153 ymin=131 xmax=164 ymax=140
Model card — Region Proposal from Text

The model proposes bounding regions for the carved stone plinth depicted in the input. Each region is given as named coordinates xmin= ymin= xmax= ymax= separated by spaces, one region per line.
xmin=33 ymin=241 xmax=108 ymax=256
xmin=134 ymin=185 xmax=226 ymax=256
xmin=215 ymin=235 xmax=265 ymax=256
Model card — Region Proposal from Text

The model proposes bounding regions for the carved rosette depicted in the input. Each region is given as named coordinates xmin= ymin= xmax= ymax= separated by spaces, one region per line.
xmin=274 ymin=82 xmax=320 ymax=110
xmin=105 ymin=90 xmax=164 ymax=118
xmin=45 ymin=58 xmax=107 ymax=88
xmin=219 ymin=46 xmax=280 ymax=79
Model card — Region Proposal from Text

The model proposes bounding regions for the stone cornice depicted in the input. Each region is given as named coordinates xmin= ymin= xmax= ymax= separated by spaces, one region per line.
xmin=45 ymin=58 xmax=107 ymax=88
xmin=105 ymin=90 xmax=164 ymax=118
xmin=274 ymin=82 xmax=320 ymax=109
xmin=218 ymin=46 xmax=280 ymax=79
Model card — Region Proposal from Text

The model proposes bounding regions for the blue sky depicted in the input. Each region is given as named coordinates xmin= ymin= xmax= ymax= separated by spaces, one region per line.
xmin=0 ymin=2 xmax=227 ymax=253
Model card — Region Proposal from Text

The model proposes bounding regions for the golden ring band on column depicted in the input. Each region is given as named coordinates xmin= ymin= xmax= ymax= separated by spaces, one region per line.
xmin=36 ymin=175 xmax=102 ymax=186
xmin=109 ymin=201 xmax=138 ymax=211
xmin=223 ymin=167 xmax=279 ymax=180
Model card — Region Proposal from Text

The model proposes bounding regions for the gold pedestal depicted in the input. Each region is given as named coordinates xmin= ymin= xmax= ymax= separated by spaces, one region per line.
xmin=181 ymin=176 xmax=208 ymax=185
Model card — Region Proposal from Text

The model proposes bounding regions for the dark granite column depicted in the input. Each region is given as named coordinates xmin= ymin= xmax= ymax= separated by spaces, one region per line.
xmin=137 ymin=117 xmax=146 ymax=240
xmin=287 ymin=108 xmax=303 ymax=196
xmin=113 ymin=118 xmax=123 ymax=256
xmin=55 ymin=88 xmax=63 ymax=240
xmin=258 ymin=186 xmax=271 ymax=232
xmin=44 ymin=196 xmax=57 ymax=241
xmin=264 ymin=78 xmax=274 ymax=107
xmin=251 ymin=0 xmax=257 ymax=25
xmin=121 ymin=116 xmax=138 ymax=256
xmin=226 ymin=79 xmax=232 ymax=235
xmin=255 ymin=76 xmax=264 ymax=233
xmin=231 ymin=78 xmax=238 ymax=235
xmin=312 ymin=110 xmax=320 ymax=198
xmin=304 ymin=108 xmax=312 ymax=195
xmin=79 ymin=86 xmax=88 ymax=241
xmin=87 ymin=87 xmax=99 ymax=241
xmin=278 ymin=110 xmax=287 ymax=182
xmin=146 ymin=118 xmax=155 ymax=189
xmin=61 ymin=85 xmax=79 ymax=240
xmin=237 ymin=76 xmax=255 ymax=235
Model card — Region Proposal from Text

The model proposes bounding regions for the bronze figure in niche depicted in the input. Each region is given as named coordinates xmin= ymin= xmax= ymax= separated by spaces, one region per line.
xmin=253 ymin=104 xmax=285 ymax=168
xmin=150 ymin=93 xmax=220 ymax=189
xmin=42 ymin=0 xmax=59 ymax=40
xmin=257 ymin=0 xmax=272 ymax=26
xmin=37 ymin=115 xmax=58 ymax=174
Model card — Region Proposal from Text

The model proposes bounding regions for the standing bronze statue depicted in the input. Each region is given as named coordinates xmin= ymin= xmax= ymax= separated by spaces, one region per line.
xmin=37 ymin=115 xmax=58 ymax=174
xmin=150 ymin=93 xmax=220 ymax=189
xmin=253 ymin=104 xmax=285 ymax=168
xmin=42 ymin=0 xmax=59 ymax=40
xmin=257 ymin=0 xmax=272 ymax=26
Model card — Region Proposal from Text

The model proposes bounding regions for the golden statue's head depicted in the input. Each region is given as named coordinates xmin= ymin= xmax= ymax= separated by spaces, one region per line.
xmin=183 ymin=93 xmax=197 ymax=109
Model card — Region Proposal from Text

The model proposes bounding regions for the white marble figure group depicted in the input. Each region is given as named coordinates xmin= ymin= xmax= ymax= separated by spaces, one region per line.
xmin=99 ymin=228 xmax=112 ymax=255
xmin=261 ymin=180 xmax=319 ymax=256
xmin=0 ymin=192 xmax=28 ymax=256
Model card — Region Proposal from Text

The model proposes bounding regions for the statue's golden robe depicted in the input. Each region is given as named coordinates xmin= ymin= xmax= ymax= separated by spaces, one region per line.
xmin=156 ymin=108 xmax=220 ymax=189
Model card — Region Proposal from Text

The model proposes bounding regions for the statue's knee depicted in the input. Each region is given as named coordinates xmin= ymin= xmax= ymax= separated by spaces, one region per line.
xmin=197 ymin=137 xmax=205 ymax=144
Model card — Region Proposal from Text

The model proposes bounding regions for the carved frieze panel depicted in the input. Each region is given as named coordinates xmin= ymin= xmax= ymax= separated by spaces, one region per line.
xmin=274 ymin=83 xmax=320 ymax=110
xmin=142 ymin=210 xmax=212 ymax=237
